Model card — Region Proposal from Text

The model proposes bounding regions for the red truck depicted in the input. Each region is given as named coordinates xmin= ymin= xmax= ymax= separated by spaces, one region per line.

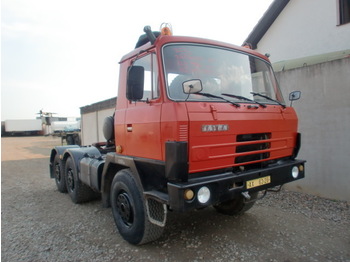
xmin=49 ymin=25 xmax=305 ymax=245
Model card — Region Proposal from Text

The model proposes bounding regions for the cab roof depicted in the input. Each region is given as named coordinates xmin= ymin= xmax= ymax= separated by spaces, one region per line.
xmin=119 ymin=34 xmax=270 ymax=64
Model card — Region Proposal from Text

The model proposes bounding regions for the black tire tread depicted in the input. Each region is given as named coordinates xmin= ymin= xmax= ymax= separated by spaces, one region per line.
xmin=111 ymin=169 xmax=164 ymax=245
xmin=53 ymin=154 xmax=67 ymax=193
xmin=65 ymin=157 xmax=98 ymax=204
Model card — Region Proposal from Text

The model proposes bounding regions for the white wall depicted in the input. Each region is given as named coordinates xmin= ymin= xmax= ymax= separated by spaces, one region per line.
xmin=276 ymin=58 xmax=350 ymax=201
xmin=81 ymin=112 xmax=98 ymax=145
xmin=81 ymin=108 xmax=115 ymax=145
xmin=257 ymin=0 xmax=350 ymax=63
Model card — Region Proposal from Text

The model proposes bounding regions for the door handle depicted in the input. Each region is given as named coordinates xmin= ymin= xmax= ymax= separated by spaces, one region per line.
xmin=127 ymin=124 xmax=133 ymax=132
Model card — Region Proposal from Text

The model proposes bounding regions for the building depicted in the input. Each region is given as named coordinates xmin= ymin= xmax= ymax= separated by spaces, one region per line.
xmin=244 ymin=0 xmax=350 ymax=201
xmin=244 ymin=0 xmax=350 ymax=64
xmin=80 ymin=97 xmax=116 ymax=146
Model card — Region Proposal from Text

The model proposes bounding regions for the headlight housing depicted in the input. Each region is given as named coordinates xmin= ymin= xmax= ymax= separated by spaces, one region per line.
xmin=291 ymin=166 xmax=299 ymax=179
xmin=197 ymin=186 xmax=211 ymax=204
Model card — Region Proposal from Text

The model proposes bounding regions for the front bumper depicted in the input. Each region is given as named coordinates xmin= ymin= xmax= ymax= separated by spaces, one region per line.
xmin=167 ymin=159 xmax=305 ymax=212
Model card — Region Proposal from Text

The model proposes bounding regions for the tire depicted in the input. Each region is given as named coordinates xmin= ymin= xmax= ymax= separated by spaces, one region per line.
xmin=73 ymin=134 xmax=81 ymax=146
xmin=66 ymin=135 xmax=74 ymax=145
xmin=214 ymin=192 xmax=258 ymax=216
xmin=110 ymin=169 xmax=164 ymax=245
xmin=53 ymin=154 xmax=67 ymax=193
xmin=65 ymin=157 xmax=98 ymax=204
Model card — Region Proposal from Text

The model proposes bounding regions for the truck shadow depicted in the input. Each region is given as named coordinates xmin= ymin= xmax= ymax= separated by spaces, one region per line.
xmin=2 ymin=157 xmax=267 ymax=256
xmin=153 ymin=206 xmax=262 ymax=247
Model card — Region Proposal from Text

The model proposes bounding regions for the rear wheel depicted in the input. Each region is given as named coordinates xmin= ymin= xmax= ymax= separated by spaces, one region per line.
xmin=65 ymin=157 xmax=98 ymax=203
xmin=53 ymin=154 xmax=67 ymax=193
xmin=73 ymin=134 xmax=81 ymax=146
xmin=214 ymin=192 xmax=258 ymax=216
xmin=66 ymin=135 xmax=74 ymax=145
xmin=110 ymin=169 xmax=165 ymax=245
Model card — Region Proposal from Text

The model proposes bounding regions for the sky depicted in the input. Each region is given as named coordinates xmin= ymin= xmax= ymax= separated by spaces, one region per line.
xmin=1 ymin=0 xmax=273 ymax=120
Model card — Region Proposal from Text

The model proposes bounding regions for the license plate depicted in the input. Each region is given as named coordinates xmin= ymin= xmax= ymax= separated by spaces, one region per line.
xmin=246 ymin=176 xmax=271 ymax=189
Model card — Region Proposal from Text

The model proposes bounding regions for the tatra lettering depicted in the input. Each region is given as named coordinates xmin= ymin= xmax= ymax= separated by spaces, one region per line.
xmin=202 ymin=124 xmax=229 ymax=132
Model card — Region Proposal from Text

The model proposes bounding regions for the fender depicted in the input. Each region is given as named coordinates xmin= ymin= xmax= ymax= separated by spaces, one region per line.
xmin=101 ymin=153 xmax=144 ymax=207
xmin=49 ymin=145 xmax=79 ymax=178
xmin=61 ymin=147 xmax=102 ymax=181
xmin=100 ymin=152 xmax=168 ymax=207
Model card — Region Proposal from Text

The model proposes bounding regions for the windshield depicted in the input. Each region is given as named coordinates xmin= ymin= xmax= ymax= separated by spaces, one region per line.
xmin=163 ymin=44 xmax=285 ymax=105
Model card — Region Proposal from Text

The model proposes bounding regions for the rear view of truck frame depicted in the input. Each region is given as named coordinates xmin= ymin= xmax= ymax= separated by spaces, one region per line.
xmin=49 ymin=25 xmax=305 ymax=245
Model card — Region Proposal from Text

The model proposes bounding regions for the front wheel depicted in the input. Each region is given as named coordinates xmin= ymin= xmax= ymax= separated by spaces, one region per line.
xmin=110 ymin=169 xmax=165 ymax=245
xmin=214 ymin=192 xmax=258 ymax=216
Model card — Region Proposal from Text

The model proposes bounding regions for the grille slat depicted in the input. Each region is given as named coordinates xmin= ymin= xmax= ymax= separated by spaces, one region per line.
xmin=235 ymin=133 xmax=271 ymax=164
xmin=179 ymin=124 xmax=188 ymax=141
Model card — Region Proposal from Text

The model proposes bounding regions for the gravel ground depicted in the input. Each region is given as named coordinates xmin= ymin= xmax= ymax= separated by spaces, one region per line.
xmin=1 ymin=136 xmax=350 ymax=261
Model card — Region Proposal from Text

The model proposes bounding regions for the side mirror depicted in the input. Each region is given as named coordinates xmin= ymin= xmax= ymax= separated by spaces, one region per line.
xmin=183 ymin=79 xmax=203 ymax=94
xmin=289 ymin=91 xmax=301 ymax=101
xmin=127 ymin=66 xmax=144 ymax=101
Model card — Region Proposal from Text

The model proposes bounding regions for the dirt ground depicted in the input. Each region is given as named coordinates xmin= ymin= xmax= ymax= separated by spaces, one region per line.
xmin=1 ymin=136 xmax=349 ymax=261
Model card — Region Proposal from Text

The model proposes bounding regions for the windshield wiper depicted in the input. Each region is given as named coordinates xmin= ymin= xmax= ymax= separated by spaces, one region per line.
xmin=250 ymin=92 xmax=286 ymax=108
xmin=196 ymin=92 xmax=240 ymax=107
xmin=222 ymin=93 xmax=267 ymax=108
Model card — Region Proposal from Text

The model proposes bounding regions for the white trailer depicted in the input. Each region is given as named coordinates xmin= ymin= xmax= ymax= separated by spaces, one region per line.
xmin=4 ymin=119 xmax=42 ymax=136
xmin=51 ymin=121 xmax=80 ymax=133
xmin=50 ymin=121 xmax=81 ymax=145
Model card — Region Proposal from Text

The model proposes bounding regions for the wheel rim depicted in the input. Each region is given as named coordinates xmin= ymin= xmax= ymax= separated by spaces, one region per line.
xmin=116 ymin=192 xmax=133 ymax=227
xmin=55 ymin=163 xmax=61 ymax=182
xmin=66 ymin=169 xmax=75 ymax=192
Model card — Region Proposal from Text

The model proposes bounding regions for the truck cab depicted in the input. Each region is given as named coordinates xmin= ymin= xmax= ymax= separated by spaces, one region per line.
xmin=49 ymin=25 xmax=305 ymax=245
xmin=114 ymin=26 xmax=304 ymax=209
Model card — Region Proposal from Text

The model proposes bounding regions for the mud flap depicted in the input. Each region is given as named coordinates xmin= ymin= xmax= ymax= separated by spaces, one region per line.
xmin=145 ymin=198 xmax=167 ymax=227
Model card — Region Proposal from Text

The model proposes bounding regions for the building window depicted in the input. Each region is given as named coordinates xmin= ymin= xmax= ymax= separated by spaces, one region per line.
xmin=339 ymin=0 xmax=350 ymax=25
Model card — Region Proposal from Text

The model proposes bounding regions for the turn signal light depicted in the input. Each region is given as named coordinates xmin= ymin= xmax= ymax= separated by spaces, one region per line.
xmin=116 ymin=145 xmax=123 ymax=153
xmin=184 ymin=189 xmax=194 ymax=200
xmin=299 ymin=164 xmax=304 ymax=172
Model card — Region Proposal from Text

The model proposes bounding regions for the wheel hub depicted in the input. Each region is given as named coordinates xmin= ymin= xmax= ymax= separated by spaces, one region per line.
xmin=55 ymin=164 xmax=61 ymax=182
xmin=116 ymin=192 xmax=133 ymax=226
xmin=67 ymin=169 xmax=74 ymax=192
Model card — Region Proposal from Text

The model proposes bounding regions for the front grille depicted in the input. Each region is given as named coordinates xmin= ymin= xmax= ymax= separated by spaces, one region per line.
xmin=235 ymin=133 xmax=271 ymax=164
xmin=237 ymin=133 xmax=271 ymax=142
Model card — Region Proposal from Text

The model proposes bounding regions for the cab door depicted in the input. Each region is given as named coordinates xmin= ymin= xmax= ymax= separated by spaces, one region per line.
xmin=124 ymin=53 xmax=162 ymax=160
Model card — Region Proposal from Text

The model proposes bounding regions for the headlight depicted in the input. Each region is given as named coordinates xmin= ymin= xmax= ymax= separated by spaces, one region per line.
xmin=197 ymin=186 xmax=211 ymax=204
xmin=291 ymin=166 xmax=299 ymax=179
